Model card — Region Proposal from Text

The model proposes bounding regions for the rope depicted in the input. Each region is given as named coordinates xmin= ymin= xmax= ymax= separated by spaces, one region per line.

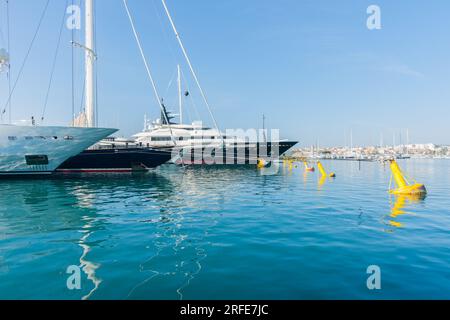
xmin=163 ymin=66 xmax=177 ymax=100
xmin=161 ymin=0 xmax=224 ymax=145
xmin=180 ymin=67 xmax=201 ymax=123
xmin=0 ymin=9 xmax=5 ymax=46
xmin=1 ymin=0 xmax=50 ymax=117
xmin=79 ymin=72 xmax=86 ymax=114
xmin=41 ymin=0 xmax=69 ymax=122
xmin=123 ymin=0 xmax=177 ymax=147
xmin=151 ymin=0 xmax=178 ymax=71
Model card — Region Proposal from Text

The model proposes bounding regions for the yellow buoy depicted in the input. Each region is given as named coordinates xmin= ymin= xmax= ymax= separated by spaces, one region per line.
xmin=257 ymin=158 xmax=270 ymax=169
xmin=317 ymin=161 xmax=336 ymax=178
xmin=389 ymin=160 xmax=426 ymax=195
xmin=257 ymin=159 xmax=265 ymax=169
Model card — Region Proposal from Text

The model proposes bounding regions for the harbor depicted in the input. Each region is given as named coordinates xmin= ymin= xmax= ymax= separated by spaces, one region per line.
xmin=288 ymin=143 xmax=450 ymax=162
xmin=1 ymin=0 xmax=449 ymax=305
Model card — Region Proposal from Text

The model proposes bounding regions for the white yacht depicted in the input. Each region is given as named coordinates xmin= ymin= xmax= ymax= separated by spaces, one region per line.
xmin=0 ymin=125 xmax=116 ymax=176
xmin=126 ymin=2 xmax=297 ymax=164
xmin=0 ymin=0 xmax=117 ymax=176
xmin=132 ymin=108 xmax=297 ymax=165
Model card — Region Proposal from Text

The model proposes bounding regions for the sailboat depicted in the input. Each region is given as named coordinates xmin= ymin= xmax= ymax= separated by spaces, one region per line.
xmin=131 ymin=1 xmax=298 ymax=165
xmin=57 ymin=0 xmax=172 ymax=173
xmin=0 ymin=1 xmax=117 ymax=177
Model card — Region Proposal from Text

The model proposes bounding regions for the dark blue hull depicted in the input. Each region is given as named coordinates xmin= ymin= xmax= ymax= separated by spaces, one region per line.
xmin=57 ymin=148 xmax=172 ymax=173
xmin=170 ymin=141 xmax=298 ymax=165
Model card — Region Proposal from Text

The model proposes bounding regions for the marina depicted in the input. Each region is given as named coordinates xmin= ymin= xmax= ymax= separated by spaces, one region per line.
xmin=0 ymin=0 xmax=449 ymax=306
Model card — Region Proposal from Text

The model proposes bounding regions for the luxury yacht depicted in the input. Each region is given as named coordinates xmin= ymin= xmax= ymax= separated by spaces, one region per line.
xmin=132 ymin=108 xmax=297 ymax=165
xmin=0 ymin=0 xmax=120 ymax=177
xmin=57 ymin=144 xmax=172 ymax=173
xmin=54 ymin=0 xmax=173 ymax=174
xmin=125 ymin=1 xmax=298 ymax=165
xmin=0 ymin=124 xmax=116 ymax=177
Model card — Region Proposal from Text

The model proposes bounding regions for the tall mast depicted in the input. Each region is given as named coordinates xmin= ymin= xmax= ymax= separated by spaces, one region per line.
xmin=161 ymin=0 xmax=222 ymax=142
xmin=177 ymin=64 xmax=182 ymax=124
xmin=85 ymin=0 xmax=95 ymax=127
xmin=6 ymin=0 xmax=11 ymax=124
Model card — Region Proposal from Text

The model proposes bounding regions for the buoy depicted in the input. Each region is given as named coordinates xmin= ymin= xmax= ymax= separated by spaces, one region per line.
xmin=304 ymin=161 xmax=315 ymax=172
xmin=317 ymin=161 xmax=335 ymax=178
xmin=389 ymin=160 xmax=426 ymax=195
xmin=257 ymin=158 xmax=269 ymax=169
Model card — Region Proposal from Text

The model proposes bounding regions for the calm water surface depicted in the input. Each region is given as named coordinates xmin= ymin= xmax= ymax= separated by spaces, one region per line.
xmin=0 ymin=159 xmax=449 ymax=299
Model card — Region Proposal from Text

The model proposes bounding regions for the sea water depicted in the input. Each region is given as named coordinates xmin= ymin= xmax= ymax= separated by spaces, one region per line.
xmin=0 ymin=159 xmax=449 ymax=299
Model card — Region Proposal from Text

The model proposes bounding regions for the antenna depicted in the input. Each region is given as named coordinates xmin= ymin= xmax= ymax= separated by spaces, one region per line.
xmin=262 ymin=114 xmax=267 ymax=143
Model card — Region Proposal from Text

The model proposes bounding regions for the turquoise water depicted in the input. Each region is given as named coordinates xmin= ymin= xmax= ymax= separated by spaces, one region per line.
xmin=0 ymin=159 xmax=449 ymax=300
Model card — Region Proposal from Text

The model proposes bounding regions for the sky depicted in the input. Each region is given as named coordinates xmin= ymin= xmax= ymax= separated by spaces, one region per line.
xmin=0 ymin=0 xmax=450 ymax=147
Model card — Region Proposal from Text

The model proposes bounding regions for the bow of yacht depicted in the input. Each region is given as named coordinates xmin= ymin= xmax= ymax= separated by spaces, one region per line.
xmin=0 ymin=125 xmax=117 ymax=176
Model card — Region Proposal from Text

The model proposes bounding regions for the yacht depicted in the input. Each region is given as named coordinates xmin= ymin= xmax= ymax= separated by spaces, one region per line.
xmin=0 ymin=125 xmax=116 ymax=177
xmin=55 ymin=0 xmax=172 ymax=173
xmin=133 ymin=107 xmax=297 ymax=165
xmin=0 ymin=0 xmax=116 ymax=177
xmin=126 ymin=1 xmax=297 ymax=164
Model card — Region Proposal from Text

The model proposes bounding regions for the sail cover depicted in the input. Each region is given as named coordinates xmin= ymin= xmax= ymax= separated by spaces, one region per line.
xmin=72 ymin=111 xmax=88 ymax=127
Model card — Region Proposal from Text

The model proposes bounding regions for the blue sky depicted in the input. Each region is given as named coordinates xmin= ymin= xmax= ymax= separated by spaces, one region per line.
xmin=1 ymin=0 xmax=450 ymax=147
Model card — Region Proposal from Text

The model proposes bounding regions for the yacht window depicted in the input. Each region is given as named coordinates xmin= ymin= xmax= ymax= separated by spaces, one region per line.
xmin=25 ymin=155 xmax=49 ymax=165
xmin=151 ymin=137 xmax=172 ymax=142
xmin=8 ymin=136 xmax=17 ymax=141
xmin=25 ymin=136 xmax=33 ymax=140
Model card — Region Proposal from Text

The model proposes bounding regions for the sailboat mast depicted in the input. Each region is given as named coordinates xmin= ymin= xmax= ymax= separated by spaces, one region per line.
xmin=177 ymin=65 xmax=182 ymax=124
xmin=350 ymin=129 xmax=353 ymax=153
xmin=161 ymin=0 xmax=222 ymax=142
xmin=6 ymin=0 xmax=11 ymax=124
xmin=85 ymin=0 xmax=95 ymax=127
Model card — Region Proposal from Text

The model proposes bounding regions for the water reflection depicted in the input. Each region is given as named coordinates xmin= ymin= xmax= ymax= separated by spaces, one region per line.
xmin=63 ymin=173 xmax=178 ymax=299
xmin=383 ymin=194 xmax=427 ymax=231
xmin=318 ymin=176 xmax=327 ymax=189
